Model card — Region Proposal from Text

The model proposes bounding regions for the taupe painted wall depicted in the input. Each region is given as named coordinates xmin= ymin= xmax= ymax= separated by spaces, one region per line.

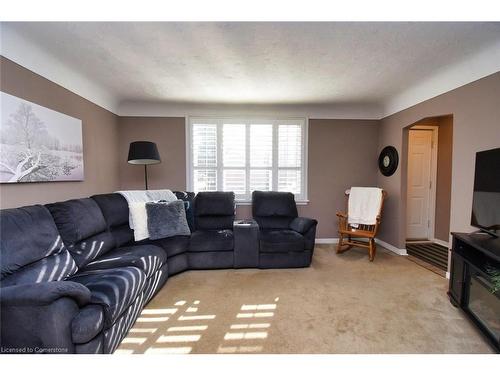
xmin=0 ymin=57 xmax=121 ymax=208
xmin=117 ymin=118 xmax=380 ymax=238
xmin=301 ymin=119 xmax=379 ymax=237
xmin=435 ymin=115 xmax=453 ymax=242
xmin=377 ymin=72 xmax=500 ymax=249
xmin=118 ymin=117 xmax=186 ymax=191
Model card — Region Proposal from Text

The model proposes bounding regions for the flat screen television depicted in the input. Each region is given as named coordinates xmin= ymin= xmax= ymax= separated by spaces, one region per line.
xmin=471 ymin=147 xmax=500 ymax=237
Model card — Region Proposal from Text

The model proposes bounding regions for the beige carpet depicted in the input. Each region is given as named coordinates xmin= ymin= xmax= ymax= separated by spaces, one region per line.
xmin=117 ymin=245 xmax=494 ymax=354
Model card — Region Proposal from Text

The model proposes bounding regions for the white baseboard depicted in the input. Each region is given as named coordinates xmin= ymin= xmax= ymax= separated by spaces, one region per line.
xmin=374 ymin=239 xmax=408 ymax=256
xmin=315 ymin=238 xmax=339 ymax=244
xmin=431 ymin=238 xmax=450 ymax=249
xmin=316 ymin=237 xmax=407 ymax=256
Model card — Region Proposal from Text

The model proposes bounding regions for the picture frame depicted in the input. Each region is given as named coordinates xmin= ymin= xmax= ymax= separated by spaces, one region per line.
xmin=0 ymin=91 xmax=84 ymax=183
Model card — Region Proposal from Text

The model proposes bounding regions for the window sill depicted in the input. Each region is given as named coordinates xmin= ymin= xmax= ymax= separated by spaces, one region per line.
xmin=236 ymin=200 xmax=310 ymax=206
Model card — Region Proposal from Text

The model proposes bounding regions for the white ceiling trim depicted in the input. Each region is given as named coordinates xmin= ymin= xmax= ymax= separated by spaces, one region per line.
xmin=383 ymin=40 xmax=500 ymax=117
xmin=116 ymin=101 xmax=383 ymax=119
xmin=0 ymin=24 xmax=119 ymax=114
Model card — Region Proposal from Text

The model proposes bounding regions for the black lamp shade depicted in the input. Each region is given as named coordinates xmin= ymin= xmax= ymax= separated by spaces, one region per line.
xmin=127 ymin=141 xmax=161 ymax=165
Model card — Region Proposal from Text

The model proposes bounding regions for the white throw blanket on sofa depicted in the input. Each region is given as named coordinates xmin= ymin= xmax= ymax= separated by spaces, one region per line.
xmin=347 ymin=187 xmax=383 ymax=227
xmin=116 ymin=189 xmax=177 ymax=241
xmin=146 ymin=189 xmax=178 ymax=202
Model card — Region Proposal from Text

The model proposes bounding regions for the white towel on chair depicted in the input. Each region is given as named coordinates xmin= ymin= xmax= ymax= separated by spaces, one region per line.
xmin=347 ymin=187 xmax=383 ymax=226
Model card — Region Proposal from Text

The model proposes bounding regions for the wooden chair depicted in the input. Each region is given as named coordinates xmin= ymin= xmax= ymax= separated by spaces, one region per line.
xmin=336 ymin=189 xmax=387 ymax=261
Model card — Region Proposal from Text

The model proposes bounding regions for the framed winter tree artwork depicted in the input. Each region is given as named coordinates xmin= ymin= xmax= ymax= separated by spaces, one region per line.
xmin=0 ymin=92 xmax=84 ymax=183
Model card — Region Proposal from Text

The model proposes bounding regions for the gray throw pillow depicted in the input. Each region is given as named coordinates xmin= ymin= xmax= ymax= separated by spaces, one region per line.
xmin=146 ymin=200 xmax=191 ymax=240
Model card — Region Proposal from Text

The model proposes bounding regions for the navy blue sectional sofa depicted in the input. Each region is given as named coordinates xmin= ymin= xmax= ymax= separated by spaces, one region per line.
xmin=0 ymin=190 xmax=317 ymax=354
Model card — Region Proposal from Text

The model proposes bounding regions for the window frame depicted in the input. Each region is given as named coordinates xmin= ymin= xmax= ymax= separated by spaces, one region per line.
xmin=186 ymin=116 xmax=309 ymax=204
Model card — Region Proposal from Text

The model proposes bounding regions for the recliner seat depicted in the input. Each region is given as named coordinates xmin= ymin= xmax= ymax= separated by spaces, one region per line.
xmin=45 ymin=197 xmax=167 ymax=352
xmin=252 ymin=191 xmax=318 ymax=268
xmin=188 ymin=191 xmax=236 ymax=269
xmin=259 ymin=229 xmax=305 ymax=253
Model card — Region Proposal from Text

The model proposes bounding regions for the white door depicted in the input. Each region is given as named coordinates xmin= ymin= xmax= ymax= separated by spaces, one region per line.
xmin=407 ymin=129 xmax=433 ymax=240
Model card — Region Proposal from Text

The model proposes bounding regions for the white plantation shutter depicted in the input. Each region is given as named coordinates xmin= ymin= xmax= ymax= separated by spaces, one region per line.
xmin=278 ymin=124 xmax=302 ymax=168
xmin=278 ymin=169 xmax=301 ymax=194
xmin=193 ymin=124 xmax=217 ymax=167
xmin=194 ymin=169 xmax=217 ymax=192
xmin=250 ymin=169 xmax=272 ymax=191
xmin=223 ymin=169 xmax=246 ymax=194
xmin=222 ymin=124 xmax=246 ymax=196
xmin=192 ymin=123 xmax=217 ymax=192
xmin=189 ymin=118 xmax=306 ymax=200
xmin=223 ymin=124 xmax=245 ymax=167
xmin=250 ymin=124 xmax=273 ymax=167
xmin=249 ymin=124 xmax=273 ymax=193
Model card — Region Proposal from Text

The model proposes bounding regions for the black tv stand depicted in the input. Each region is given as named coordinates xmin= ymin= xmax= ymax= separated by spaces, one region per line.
xmin=449 ymin=233 xmax=500 ymax=352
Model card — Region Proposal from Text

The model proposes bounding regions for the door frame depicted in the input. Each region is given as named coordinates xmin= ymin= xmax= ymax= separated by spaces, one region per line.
xmin=407 ymin=125 xmax=439 ymax=241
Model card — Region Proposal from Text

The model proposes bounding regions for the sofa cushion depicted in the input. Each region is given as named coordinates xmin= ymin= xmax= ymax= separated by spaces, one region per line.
xmin=69 ymin=266 xmax=146 ymax=328
xmin=254 ymin=216 xmax=295 ymax=230
xmin=1 ymin=249 xmax=78 ymax=287
xmin=111 ymin=225 xmax=134 ymax=247
xmin=92 ymin=193 xmax=134 ymax=247
xmin=146 ymin=200 xmax=191 ymax=240
xmin=252 ymin=191 xmax=298 ymax=218
xmin=194 ymin=192 xmax=235 ymax=230
xmin=195 ymin=216 xmax=235 ymax=231
xmin=67 ymin=231 xmax=116 ymax=269
xmin=82 ymin=245 xmax=166 ymax=278
xmin=47 ymin=198 xmax=116 ymax=268
xmin=189 ymin=230 xmax=234 ymax=252
xmin=46 ymin=198 xmax=107 ymax=244
xmin=91 ymin=193 xmax=129 ymax=228
xmin=195 ymin=191 xmax=235 ymax=216
xmin=148 ymin=235 xmax=190 ymax=257
xmin=252 ymin=191 xmax=298 ymax=230
xmin=0 ymin=205 xmax=77 ymax=281
xmin=259 ymin=229 xmax=305 ymax=253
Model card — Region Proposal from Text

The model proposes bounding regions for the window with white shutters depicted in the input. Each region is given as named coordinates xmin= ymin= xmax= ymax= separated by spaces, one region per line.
xmin=188 ymin=117 xmax=307 ymax=202
xmin=192 ymin=123 xmax=217 ymax=192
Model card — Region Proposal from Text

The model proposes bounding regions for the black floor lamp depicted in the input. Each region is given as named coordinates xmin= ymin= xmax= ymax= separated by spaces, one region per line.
xmin=127 ymin=141 xmax=161 ymax=190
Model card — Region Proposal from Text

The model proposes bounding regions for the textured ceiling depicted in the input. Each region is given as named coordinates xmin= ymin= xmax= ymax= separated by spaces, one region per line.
xmin=4 ymin=22 xmax=500 ymax=111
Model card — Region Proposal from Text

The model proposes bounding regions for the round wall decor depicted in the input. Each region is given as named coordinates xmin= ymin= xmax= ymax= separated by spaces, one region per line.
xmin=378 ymin=146 xmax=399 ymax=176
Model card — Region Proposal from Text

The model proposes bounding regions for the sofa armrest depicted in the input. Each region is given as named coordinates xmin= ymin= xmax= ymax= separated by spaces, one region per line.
xmin=1 ymin=281 xmax=91 ymax=307
xmin=0 ymin=281 xmax=91 ymax=353
xmin=290 ymin=217 xmax=318 ymax=235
